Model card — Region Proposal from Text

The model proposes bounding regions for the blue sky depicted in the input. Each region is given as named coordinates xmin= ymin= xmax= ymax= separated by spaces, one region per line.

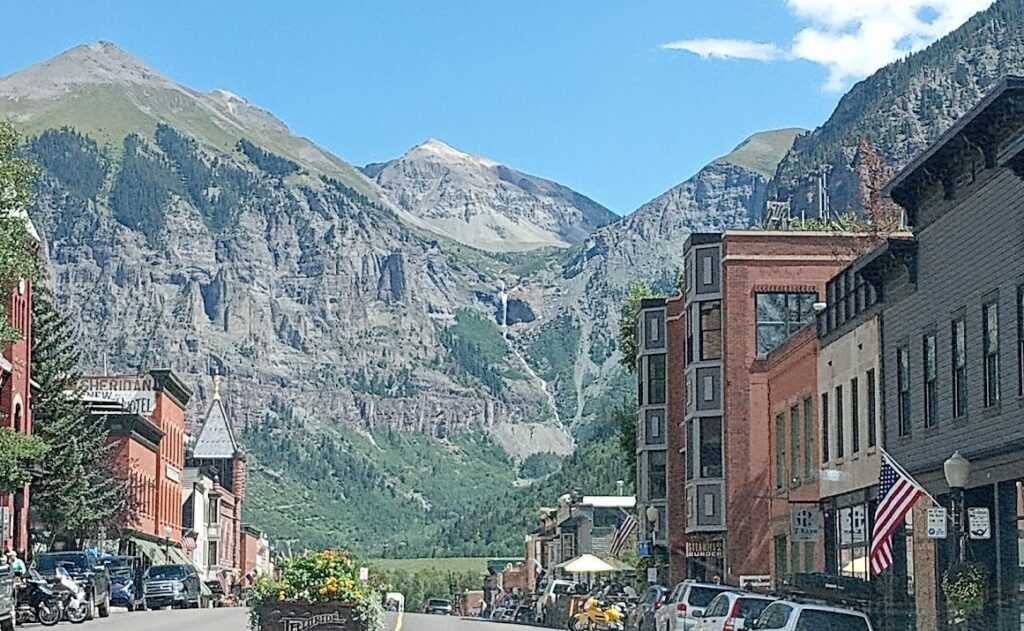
xmin=0 ymin=1 xmax=991 ymax=213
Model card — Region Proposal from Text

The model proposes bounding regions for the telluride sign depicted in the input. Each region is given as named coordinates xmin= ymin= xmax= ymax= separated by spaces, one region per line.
xmin=80 ymin=374 xmax=157 ymax=416
xmin=260 ymin=603 xmax=362 ymax=631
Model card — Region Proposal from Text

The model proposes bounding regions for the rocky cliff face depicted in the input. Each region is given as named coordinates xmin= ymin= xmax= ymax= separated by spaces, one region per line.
xmin=6 ymin=44 xmax=556 ymax=441
xmin=365 ymin=139 xmax=617 ymax=252
xmin=772 ymin=0 xmax=1024 ymax=214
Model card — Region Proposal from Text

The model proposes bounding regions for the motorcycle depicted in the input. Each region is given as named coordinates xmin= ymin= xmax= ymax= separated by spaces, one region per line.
xmin=14 ymin=571 xmax=61 ymax=627
xmin=53 ymin=566 xmax=90 ymax=623
xmin=570 ymin=596 xmax=627 ymax=631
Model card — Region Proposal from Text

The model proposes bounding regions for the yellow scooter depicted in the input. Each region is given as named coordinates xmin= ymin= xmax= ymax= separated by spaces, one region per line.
xmin=570 ymin=596 xmax=626 ymax=631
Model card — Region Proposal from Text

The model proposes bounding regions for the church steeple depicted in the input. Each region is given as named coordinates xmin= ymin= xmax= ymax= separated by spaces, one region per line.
xmin=191 ymin=373 xmax=239 ymax=459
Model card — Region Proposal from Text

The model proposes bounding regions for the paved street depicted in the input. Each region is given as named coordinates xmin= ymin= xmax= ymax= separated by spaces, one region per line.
xmin=401 ymin=613 xmax=529 ymax=631
xmin=15 ymin=609 xmax=532 ymax=631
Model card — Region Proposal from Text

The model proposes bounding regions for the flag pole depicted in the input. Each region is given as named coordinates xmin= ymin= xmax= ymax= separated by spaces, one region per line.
xmin=878 ymin=445 xmax=945 ymax=511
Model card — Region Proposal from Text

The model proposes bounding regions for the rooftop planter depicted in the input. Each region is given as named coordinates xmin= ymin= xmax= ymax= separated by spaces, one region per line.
xmin=250 ymin=550 xmax=383 ymax=631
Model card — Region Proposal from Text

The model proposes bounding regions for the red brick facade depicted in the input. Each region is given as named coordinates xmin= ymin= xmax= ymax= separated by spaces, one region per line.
xmin=1 ymin=278 xmax=32 ymax=554
xmin=665 ymin=294 xmax=687 ymax=585
xmin=759 ymin=325 xmax=822 ymax=586
xmin=720 ymin=232 xmax=859 ymax=581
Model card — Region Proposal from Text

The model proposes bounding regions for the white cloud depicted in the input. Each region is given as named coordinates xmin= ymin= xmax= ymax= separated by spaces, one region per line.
xmin=664 ymin=0 xmax=995 ymax=91
xmin=662 ymin=38 xmax=784 ymax=62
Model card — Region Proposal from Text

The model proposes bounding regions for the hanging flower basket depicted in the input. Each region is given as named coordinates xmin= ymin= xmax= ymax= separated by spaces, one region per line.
xmin=941 ymin=561 xmax=986 ymax=623
xmin=249 ymin=550 xmax=384 ymax=631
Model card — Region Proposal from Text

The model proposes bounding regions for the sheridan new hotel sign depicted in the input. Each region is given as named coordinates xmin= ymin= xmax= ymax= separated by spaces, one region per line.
xmin=81 ymin=373 xmax=157 ymax=416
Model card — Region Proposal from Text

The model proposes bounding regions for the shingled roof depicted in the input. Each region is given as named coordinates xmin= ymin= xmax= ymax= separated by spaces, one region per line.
xmin=191 ymin=375 xmax=239 ymax=459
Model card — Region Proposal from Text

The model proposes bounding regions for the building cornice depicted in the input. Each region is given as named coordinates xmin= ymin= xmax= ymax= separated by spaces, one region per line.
xmin=150 ymin=369 xmax=193 ymax=409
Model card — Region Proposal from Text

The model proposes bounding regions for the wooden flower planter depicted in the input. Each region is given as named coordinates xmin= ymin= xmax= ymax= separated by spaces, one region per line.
xmin=259 ymin=602 xmax=365 ymax=631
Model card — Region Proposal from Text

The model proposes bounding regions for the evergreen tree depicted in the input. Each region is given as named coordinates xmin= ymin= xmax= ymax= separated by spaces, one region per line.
xmin=31 ymin=288 xmax=131 ymax=544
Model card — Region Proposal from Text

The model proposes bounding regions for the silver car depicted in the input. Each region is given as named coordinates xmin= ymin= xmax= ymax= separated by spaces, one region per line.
xmin=654 ymin=581 xmax=734 ymax=631
xmin=751 ymin=600 xmax=873 ymax=630
xmin=692 ymin=592 xmax=776 ymax=631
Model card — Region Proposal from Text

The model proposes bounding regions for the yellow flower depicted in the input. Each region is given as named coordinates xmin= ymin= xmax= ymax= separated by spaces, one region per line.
xmin=278 ymin=591 xmax=286 ymax=601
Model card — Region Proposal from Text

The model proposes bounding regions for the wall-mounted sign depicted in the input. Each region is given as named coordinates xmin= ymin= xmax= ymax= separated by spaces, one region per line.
xmin=81 ymin=374 xmax=156 ymax=416
xmin=685 ymin=539 xmax=725 ymax=559
xmin=926 ymin=507 xmax=947 ymax=539
xmin=0 ymin=507 xmax=9 ymax=541
xmin=790 ymin=507 xmax=820 ymax=542
xmin=166 ymin=465 xmax=181 ymax=483
xmin=968 ymin=507 xmax=991 ymax=540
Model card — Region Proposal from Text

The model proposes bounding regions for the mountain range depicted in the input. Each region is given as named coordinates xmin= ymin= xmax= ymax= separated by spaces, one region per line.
xmin=3 ymin=0 xmax=1020 ymax=554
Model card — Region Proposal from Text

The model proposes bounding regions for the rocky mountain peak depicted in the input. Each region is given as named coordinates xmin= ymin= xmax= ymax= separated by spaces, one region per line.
xmin=404 ymin=138 xmax=501 ymax=168
xmin=0 ymin=41 xmax=176 ymax=99
xmin=366 ymin=140 xmax=617 ymax=252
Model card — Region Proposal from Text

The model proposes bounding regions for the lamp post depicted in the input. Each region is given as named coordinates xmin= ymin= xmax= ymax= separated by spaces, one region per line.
xmin=943 ymin=451 xmax=971 ymax=563
xmin=163 ymin=525 xmax=173 ymax=558
xmin=645 ymin=506 xmax=659 ymax=583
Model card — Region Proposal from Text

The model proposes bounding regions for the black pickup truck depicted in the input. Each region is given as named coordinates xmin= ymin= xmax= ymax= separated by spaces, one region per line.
xmin=34 ymin=551 xmax=111 ymax=619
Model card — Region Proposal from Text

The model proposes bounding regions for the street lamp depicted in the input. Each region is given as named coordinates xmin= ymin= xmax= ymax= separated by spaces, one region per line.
xmin=944 ymin=451 xmax=971 ymax=563
xmin=645 ymin=505 xmax=659 ymax=542
xmin=163 ymin=525 xmax=173 ymax=558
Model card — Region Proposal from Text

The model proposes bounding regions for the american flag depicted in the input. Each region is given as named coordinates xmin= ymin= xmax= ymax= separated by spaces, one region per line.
xmin=870 ymin=452 xmax=924 ymax=576
xmin=610 ymin=514 xmax=638 ymax=557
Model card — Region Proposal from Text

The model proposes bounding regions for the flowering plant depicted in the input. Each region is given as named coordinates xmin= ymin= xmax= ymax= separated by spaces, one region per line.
xmin=942 ymin=561 xmax=986 ymax=622
xmin=249 ymin=549 xmax=383 ymax=630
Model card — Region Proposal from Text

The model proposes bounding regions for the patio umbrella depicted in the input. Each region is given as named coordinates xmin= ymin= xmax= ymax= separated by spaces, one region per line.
xmin=560 ymin=554 xmax=616 ymax=573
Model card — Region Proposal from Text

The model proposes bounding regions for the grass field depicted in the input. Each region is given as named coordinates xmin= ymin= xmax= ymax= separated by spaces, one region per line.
xmin=369 ymin=557 xmax=493 ymax=574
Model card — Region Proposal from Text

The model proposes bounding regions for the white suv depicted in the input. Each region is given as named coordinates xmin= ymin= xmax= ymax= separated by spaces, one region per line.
xmin=654 ymin=581 xmax=735 ymax=630
xmin=751 ymin=600 xmax=873 ymax=631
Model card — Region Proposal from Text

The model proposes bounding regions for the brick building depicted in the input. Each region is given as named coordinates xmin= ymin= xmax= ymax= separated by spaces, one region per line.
xmin=80 ymin=370 xmax=192 ymax=546
xmin=665 ymin=293 xmax=687 ymax=584
xmin=673 ymin=231 xmax=865 ymax=584
xmin=1 ymin=272 xmax=33 ymax=555
xmin=186 ymin=375 xmax=247 ymax=590
xmin=758 ymin=325 xmax=822 ymax=588
xmin=84 ymin=396 xmax=164 ymax=537
xmin=239 ymin=524 xmax=271 ymax=582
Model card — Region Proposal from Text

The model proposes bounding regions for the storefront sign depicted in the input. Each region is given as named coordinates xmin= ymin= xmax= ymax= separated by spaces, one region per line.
xmin=926 ymin=507 xmax=947 ymax=539
xmin=739 ymin=575 xmax=772 ymax=590
xmin=686 ymin=539 xmax=725 ymax=559
xmin=647 ymin=568 xmax=658 ymax=583
xmin=81 ymin=374 xmax=157 ymax=416
xmin=968 ymin=507 xmax=991 ymax=540
xmin=0 ymin=507 xmax=9 ymax=541
xmin=790 ymin=507 xmax=820 ymax=542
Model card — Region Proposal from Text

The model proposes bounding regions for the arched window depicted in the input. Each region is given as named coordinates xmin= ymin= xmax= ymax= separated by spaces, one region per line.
xmin=13 ymin=403 xmax=22 ymax=433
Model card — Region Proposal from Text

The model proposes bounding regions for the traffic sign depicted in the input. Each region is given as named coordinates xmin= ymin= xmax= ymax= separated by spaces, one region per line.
xmin=637 ymin=541 xmax=651 ymax=557
xmin=968 ymin=507 xmax=991 ymax=539
xmin=926 ymin=507 xmax=947 ymax=539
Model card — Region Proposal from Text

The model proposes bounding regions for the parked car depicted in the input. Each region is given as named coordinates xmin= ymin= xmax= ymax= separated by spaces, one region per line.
xmin=628 ymin=584 xmax=668 ymax=631
xmin=34 ymin=550 xmax=111 ymax=619
xmin=751 ymin=600 xmax=873 ymax=630
xmin=534 ymin=578 xmax=575 ymax=623
xmin=142 ymin=564 xmax=202 ymax=610
xmin=423 ymin=597 xmax=453 ymax=615
xmin=692 ymin=592 xmax=776 ymax=631
xmin=654 ymin=581 xmax=736 ymax=631
xmin=103 ymin=555 xmax=145 ymax=611
xmin=0 ymin=562 xmax=14 ymax=631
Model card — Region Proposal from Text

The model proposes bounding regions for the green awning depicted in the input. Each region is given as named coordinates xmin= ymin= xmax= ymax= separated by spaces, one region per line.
xmin=131 ymin=538 xmax=168 ymax=565
xmin=166 ymin=546 xmax=193 ymax=567
xmin=200 ymin=581 xmax=213 ymax=596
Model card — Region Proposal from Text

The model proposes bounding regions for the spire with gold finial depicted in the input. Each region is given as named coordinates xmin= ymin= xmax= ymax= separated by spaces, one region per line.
xmin=212 ymin=373 xmax=223 ymax=401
